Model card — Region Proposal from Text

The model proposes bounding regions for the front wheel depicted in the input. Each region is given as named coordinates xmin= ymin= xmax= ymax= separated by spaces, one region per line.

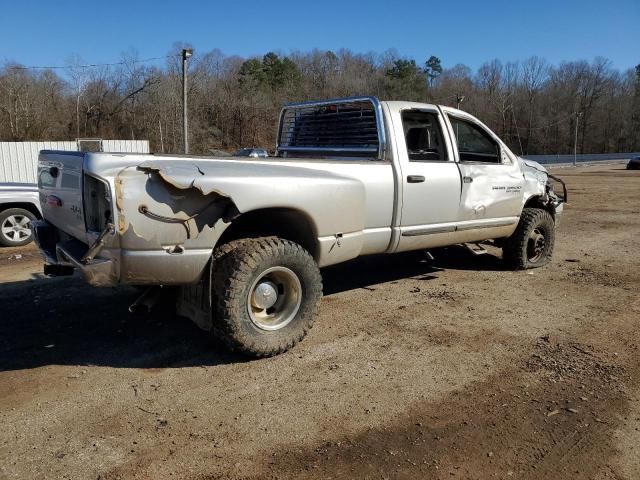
xmin=211 ymin=237 xmax=322 ymax=357
xmin=502 ymin=208 xmax=555 ymax=269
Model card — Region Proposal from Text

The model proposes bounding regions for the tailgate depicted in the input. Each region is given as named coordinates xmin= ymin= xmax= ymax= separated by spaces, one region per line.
xmin=38 ymin=151 xmax=87 ymax=241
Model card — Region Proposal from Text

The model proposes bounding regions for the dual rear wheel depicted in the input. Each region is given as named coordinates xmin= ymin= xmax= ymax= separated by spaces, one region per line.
xmin=210 ymin=237 xmax=322 ymax=357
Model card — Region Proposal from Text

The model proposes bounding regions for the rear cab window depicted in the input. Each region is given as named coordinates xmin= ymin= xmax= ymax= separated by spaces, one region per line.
xmin=277 ymin=99 xmax=383 ymax=161
xmin=401 ymin=110 xmax=448 ymax=161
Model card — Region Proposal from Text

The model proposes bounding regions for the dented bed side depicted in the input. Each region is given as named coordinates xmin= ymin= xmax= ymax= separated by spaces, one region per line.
xmin=74 ymin=153 xmax=371 ymax=286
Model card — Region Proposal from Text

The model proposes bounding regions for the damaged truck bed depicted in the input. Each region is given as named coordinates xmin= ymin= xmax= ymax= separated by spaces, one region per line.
xmin=34 ymin=97 xmax=566 ymax=357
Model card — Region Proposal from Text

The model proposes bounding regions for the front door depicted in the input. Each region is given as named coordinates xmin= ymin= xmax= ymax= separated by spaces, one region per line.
xmin=445 ymin=114 xmax=523 ymax=230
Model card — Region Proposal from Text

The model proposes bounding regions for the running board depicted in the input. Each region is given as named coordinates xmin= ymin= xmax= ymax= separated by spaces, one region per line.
xmin=463 ymin=243 xmax=488 ymax=255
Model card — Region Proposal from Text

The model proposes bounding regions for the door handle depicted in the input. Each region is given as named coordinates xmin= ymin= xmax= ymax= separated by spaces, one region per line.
xmin=407 ymin=175 xmax=425 ymax=183
xmin=463 ymin=176 xmax=473 ymax=183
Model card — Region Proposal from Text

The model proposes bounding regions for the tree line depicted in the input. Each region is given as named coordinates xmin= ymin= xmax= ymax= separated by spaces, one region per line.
xmin=1 ymin=46 xmax=639 ymax=156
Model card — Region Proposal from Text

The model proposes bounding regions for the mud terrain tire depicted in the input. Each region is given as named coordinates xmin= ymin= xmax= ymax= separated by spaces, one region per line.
xmin=211 ymin=237 xmax=322 ymax=357
xmin=503 ymin=207 xmax=555 ymax=269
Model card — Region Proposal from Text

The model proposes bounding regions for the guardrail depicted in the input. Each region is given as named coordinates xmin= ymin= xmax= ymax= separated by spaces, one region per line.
xmin=524 ymin=152 xmax=639 ymax=165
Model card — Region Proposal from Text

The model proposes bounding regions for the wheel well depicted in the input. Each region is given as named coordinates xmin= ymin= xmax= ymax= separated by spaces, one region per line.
xmin=0 ymin=203 xmax=42 ymax=219
xmin=523 ymin=196 xmax=555 ymax=218
xmin=216 ymin=208 xmax=318 ymax=259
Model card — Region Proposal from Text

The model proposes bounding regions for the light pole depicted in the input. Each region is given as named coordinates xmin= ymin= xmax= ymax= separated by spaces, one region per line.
xmin=573 ymin=111 xmax=583 ymax=167
xmin=182 ymin=48 xmax=193 ymax=154
xmin=456 ymin=94 xmax=465 ymax=110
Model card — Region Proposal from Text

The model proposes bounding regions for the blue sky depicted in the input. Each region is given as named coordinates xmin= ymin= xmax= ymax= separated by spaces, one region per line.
xmin=1 ymin=0 xmax=638 ymax=72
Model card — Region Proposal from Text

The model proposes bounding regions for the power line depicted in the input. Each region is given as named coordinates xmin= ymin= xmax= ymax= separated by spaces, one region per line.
xmin=5 ymin=54 xmax=181 ymax=71
xmin=430 ymin=92 xmax=577 ymax=132
xmin=507 ymin=110 xmax=576 ymax=132
xmin=465 ymin=105 xmax=576 ymax=132
xmin=526 ymin=111 xmax=575 ymax=131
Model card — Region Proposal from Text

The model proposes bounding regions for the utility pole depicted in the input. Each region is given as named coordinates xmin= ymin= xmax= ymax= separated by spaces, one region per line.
xmin=182 ymin=48 xmax=193 ymax=154
xmin=159 ymin=120 xmax=164 ymax=154
xmin=76 ymin=95 xmax=81 ymax=140
xmin=573 ymin=111 xmax=583 ymax=167
xmin=456 ymin=94 xmax=465 ymax=110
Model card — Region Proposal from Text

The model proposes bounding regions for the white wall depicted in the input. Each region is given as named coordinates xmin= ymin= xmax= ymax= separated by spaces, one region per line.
xmin=0 ymin=140 xmax=150 ymax=184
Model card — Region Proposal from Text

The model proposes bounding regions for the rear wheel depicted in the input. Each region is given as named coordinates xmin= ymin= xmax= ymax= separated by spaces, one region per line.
xmin=503 ymin=208 xmax=555 ymax=269
xmin=0 ymin=208 xmax=36 ymax=247
xmin=211 ymin=237 xmax=322 ymax=357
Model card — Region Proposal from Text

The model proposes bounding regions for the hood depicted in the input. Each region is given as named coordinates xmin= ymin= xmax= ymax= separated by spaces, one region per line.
xmin=518 ymin=157 xmax=548 ymax=175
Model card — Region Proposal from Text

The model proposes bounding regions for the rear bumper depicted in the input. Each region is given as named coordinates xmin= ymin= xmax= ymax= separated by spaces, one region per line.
xmin=33 ymin=220 xmax=211 ymax=287
xmin=33 ymin=220 xmax=116 ymax=287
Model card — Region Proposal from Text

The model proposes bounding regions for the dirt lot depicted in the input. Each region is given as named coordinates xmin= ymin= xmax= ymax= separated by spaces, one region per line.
xmin=1 ymin=164 xmax=639 ymax=480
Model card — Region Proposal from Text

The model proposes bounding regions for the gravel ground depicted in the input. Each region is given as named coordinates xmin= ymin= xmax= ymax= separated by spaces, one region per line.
xmin=0 ymin=164 xmax=639 ymax=480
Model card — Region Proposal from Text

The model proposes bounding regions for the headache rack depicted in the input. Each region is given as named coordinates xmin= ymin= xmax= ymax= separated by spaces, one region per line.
xmin=276 ymin=97 xmax=387 ymax=160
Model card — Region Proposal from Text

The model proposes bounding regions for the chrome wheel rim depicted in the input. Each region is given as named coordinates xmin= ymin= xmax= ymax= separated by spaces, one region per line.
xmin=247 ymin=266 xmax=302 ymax=331
xmin=1 ymin=214 xmax=32 ymax=243
xmin=527 ymin=227 xmax=546 ymax=263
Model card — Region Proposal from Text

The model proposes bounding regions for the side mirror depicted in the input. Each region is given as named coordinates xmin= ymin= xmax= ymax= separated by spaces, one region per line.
xmin=500 ymin=147 xmax=511 ymax=164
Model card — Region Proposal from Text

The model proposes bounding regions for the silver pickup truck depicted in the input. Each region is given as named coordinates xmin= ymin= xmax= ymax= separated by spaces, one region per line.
xmin=34 ymin=97 xmax=566 ymax=356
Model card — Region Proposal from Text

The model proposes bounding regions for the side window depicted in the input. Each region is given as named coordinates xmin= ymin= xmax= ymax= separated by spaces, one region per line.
xmin=401 ymin=110 xmax=448 ymax=161
xmin=448 ymin=116 xmax=500 ymax=163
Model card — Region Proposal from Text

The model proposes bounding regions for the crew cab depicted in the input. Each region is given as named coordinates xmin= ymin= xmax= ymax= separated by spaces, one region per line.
xmin=34 ymin=97 xmax=566 ymax=356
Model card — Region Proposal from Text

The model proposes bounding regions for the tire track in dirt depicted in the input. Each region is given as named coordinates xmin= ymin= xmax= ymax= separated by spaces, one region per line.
xmin=2 ymin=165 xmax=639 ymax=479
xmin=244 ymin=335 xmax=635 ymax=480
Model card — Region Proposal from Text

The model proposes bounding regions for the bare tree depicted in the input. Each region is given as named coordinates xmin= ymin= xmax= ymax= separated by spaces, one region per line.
xmin=521 ymin=56 xmax=549 ymax=153
xmin=66 ymin=54 xmax=90 ymax=139
xmin=0 ymin=49 xmax=636 ymax=156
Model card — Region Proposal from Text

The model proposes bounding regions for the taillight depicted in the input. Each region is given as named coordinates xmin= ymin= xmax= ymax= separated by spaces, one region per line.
xmin=83 ymin=174 xmax=112 ymax=232
xmin=46 ymin=195 xmax=63 ymax=207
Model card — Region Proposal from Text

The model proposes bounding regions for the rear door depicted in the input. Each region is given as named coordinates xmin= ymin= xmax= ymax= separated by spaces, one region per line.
xmin=443 ymin=112 xmax=523 ymax=228
xmin=389 ymin=106 xmax=463 ymax=252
